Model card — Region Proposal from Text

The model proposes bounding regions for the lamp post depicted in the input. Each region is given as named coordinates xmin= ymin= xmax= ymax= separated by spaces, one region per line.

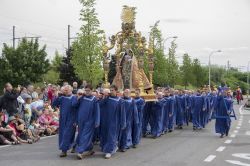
xmin=163 ymin=36 xmax=178 ymax=51
xmin=247 ymin=61 xmax=250 ymax=97
xmin=208 ymin=50 xmax=222 ymax=92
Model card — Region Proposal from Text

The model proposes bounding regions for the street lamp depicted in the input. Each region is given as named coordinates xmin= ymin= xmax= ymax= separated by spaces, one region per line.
xmin=208 ymin=50 xmax=222 ymax=92
xmin=247 ymin=61 xmax=250 ymax=96
xmin=163 ymin=36 xmax=178 ymax=51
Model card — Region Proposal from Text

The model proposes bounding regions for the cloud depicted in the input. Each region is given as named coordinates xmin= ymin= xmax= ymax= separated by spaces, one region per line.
xmin=161 ymin=18 xmax=193 ymax=24
xmin=222 ymin=46 xmax=249 ymax=51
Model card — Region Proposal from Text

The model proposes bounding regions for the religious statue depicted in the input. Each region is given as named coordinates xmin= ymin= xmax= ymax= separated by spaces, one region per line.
xmin=102 ymin=6 xmax=155 ymax=100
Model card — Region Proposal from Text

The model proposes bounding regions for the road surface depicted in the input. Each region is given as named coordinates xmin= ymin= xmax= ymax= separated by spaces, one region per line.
xmin=0 ymin=102 xmax=249 ymax=166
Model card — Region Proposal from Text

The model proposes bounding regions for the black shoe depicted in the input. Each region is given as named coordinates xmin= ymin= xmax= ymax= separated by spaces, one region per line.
xmin=120 ymin=149 xmax=126 ymax=152
xmin=193 ymin=127 xmax=197 ymax=130
xmin=133 ymin=145 xmax=137 ymax=148
xmin=220 ymin=134 xmax=224 ymax=138
xmin=60 ymin=151 xmax=67 ymax=157
xmin=168 ymin=129 xmax=173 ymax=133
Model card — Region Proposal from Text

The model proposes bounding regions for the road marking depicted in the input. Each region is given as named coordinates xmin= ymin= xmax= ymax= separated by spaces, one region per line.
xmin=238 ymin=123 xmax=242 ymax=126
xmin=233 ymin=153 xmax=250 ymax=160
xmin=225 ymin=140 xmax=232 ymax=144
xmin=234 ymin=130 xmax=239 ymax=133
xmin=236 ymin=127 xmax=241 ymax=129
xmin=40 ymin=135 xmax=56 ymax=140
xmin=230 ymin=134 xmax=236 ymax=138
xmin=0 ymin=145 xmax=11 ymax=149
xmin=246 ymin=131 xmax=250 ymax=136
xmin=216 ymin=146 xmax=226 ymax=152
xmin=226 ymin=160 xmax=250 ymax=166
xmin=204 ymin=155 xmax=216 ymax=162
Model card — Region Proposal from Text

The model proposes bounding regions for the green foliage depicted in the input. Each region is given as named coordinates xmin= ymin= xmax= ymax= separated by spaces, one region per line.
xmin=108 ymin=55 xmax=116 ymax=84
xmin=43 ymin=51 xmax=62 ymax=84
xmin=192 ymin=58 xmax=207 ymax=87
xmin=180 ymin=53 xmax=194 ymax=89
xmin=149 ymin=21 xmax=168 ymax=86
xmin=0 ymin=38 xmax=49 ymax=88
xmin=166 ymin=41 xmax=179 ymax=87
xmin=71 ymin=0 xmax=104 ymax=87
xmin=59 ymin=48 xmax=79 ymax=85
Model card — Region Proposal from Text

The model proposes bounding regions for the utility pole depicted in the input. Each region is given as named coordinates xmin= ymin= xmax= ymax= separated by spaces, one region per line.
xmin=13 ymin=26 xmax=15 ymax=49
xmin=12 ymin=25 xmax=41 ymax=49
xmin=67 ymin=25 xmax=77 ymax=50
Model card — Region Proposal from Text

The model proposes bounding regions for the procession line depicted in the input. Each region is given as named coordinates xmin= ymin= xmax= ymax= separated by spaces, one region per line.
xmin=216 ymin=146 xmax=226 ymax=152
xmin=204 ymin=155 xmax=216 ymax=162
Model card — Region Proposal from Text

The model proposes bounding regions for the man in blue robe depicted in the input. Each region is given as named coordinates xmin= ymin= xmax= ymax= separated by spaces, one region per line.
xmin=162 ymin=89 xmax=174 ymax=134
xmin=151 ymin=92 xmax=164 ymax=138
xmin=99 ymin=85 xmax=126 ymax=159
xmin=133 ymin=89 xmax=145 ymax=147
xmin=200 ymin=91 xmax=208 ymax=128
xmin=175 ymin=91 xmax=185 ymax=129
xmin=72 ymin=84 xmax=100 ymax=159
xmin=215 ymin=91 xmax=233 ymax=138
xmin=119 ymin=89 xmax=139 ymax=152
xmin=192 ymin=90 xmax=206 ymax=130
xmin=53 ymin=85 xmax=77 ymax=157
xmin=168 ymin=89 xmax=176 ymax=132
xmin=142 ymin=101 xmax=153 ymax=137
xmin=183 ymin=91 xmax=192 ymax=126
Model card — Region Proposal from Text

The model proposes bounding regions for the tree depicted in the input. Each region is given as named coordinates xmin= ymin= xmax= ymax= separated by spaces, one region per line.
xmin=167 ymin=41 xmax=179 ymax=87
xmin=71 ymin=0 xmax=104 ymax=87
xmin=43 ymin=50 xmax=62 ymax=84
xmin=180 ymin=53 xmax=194 ymax=89
xmin=59 ymin=48 xmax=79 ymax=85
xmin=0 ymin=38 xmax=49 ymax=87
xmin=149 ymin=21 xmax=168 ymax=86
xmin=192 ymin=58 xmax=207 ymax=87
xmin=108 ymin=55 xmax=116 ymax=84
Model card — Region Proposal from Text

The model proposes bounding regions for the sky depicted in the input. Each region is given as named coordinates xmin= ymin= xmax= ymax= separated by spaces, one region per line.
xmin=0 ymin=0 xmax=250 ymax=71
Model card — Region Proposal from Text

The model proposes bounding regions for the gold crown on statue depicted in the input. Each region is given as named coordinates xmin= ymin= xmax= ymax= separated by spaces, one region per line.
xmin=121 ymin=5 xmax=136 ymax=23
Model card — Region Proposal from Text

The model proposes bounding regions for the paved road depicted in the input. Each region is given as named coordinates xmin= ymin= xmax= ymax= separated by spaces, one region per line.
xmin=0 ymin=102 xmax=249 ymax=166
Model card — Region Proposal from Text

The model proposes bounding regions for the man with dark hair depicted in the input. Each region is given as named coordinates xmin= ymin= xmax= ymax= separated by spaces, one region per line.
xmin=99 ymin=85 xmax=126 ymax=159
xmin=2 ymin=83 xmax=20 ymax=116
xmin=119 ymin=89 xmax=139 ymax=151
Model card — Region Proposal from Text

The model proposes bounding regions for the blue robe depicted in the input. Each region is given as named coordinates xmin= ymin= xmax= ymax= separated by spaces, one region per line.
xmin=151 ymin=99 xmax=164 ymax=137
xmin=53 ymin=95 xmax=77 ymax=152
xmin=133 ymin=97 xmax=145 ymax=145
xmin=192 ymin=95 xmax=205 ymax=128
xmin=184 ymin=94 xmax=192 ymax=126
xmin=199 ymin=95 xmax=207 ymax=128
xmin=163 ymin=96 xmax=174 ymax=133
xmin=119 ymin=97 xmax=139 ymax=149
xmin=142 ymin=102 xmax=153 ymax=135
xmin=176 ymin=95 xmax=185 ymax=127
xmin=168 ymin=95 xmax=176 ymax=130
xmin=215 ymin=96 xmax=233 ymax=135
xmin=72 ymin=95 xmax=100 ymax=153
xmin=99 ymin=96 xmax=126 ymax=154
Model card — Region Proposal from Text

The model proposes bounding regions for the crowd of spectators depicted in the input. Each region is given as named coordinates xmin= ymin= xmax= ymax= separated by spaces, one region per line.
xmin=0 ymin=82 xmax=63 ymax=145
